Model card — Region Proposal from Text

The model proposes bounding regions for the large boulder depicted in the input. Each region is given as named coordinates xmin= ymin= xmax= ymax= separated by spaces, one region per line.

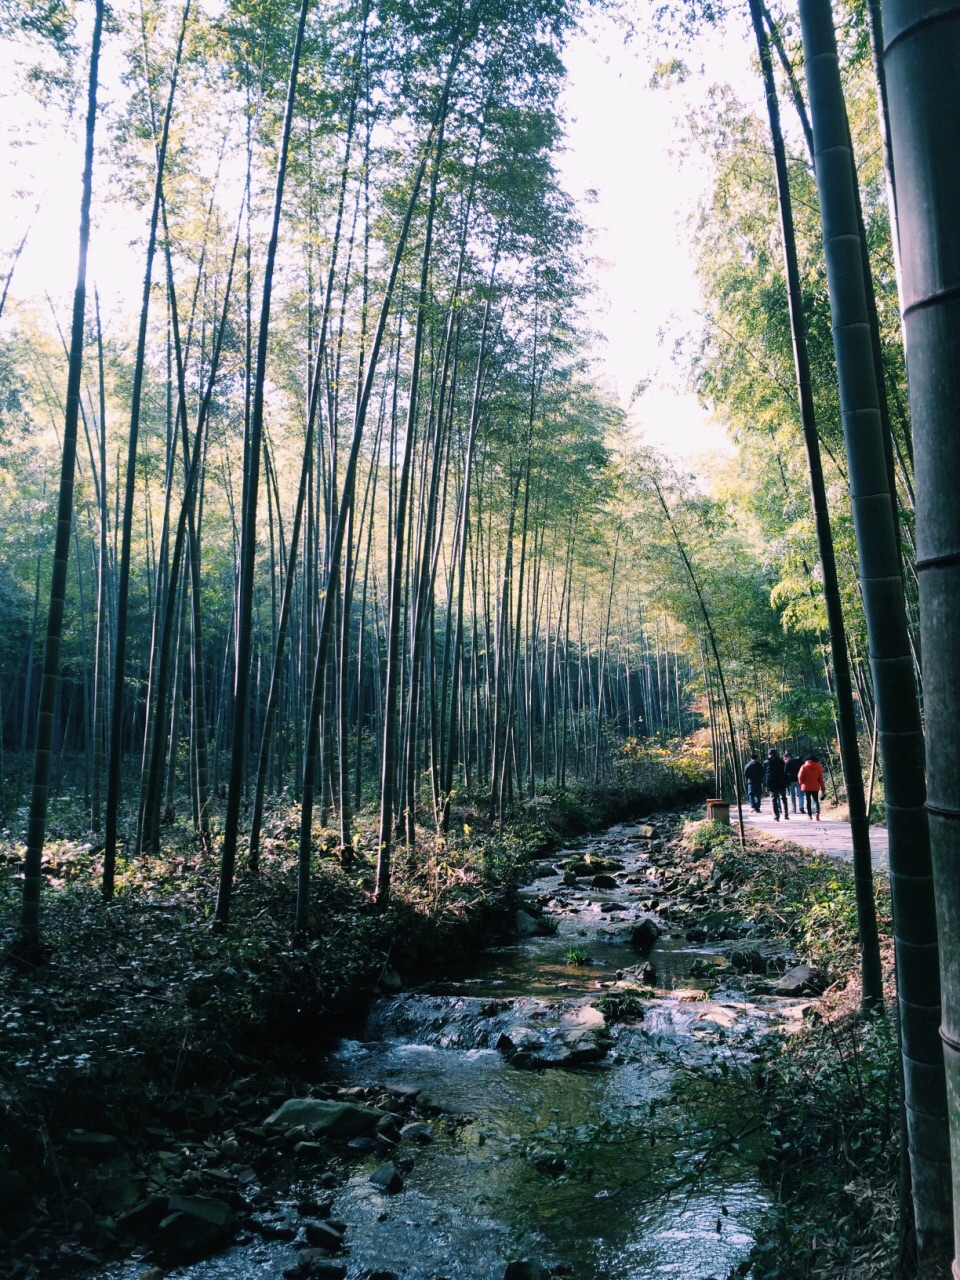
xmin=154 ymin=1195 xmax=234 ymax=1262
xmin=730 ymin=947 xmax=767 ymax=974
xmin=400 ymin=1122 xmax=434 ymax=1144
xmin=369 ymin=1162 xmax=404 ymax=1193
xmin=497 ymin=1006 xmax=608 ymax=1068
xmin=629 ymin=918 xmax=661 ymax=954
xmin=265 ymin=1098 xmax=387 ymax=1137
xmin=557 ymin=1004 xmax=606 ymax=1061
xmin=775 ymin=964 xmax=826 ymax=996
xmin=304 ymin=1220 xmax=347 ymax=1250
xmin=496 ymin=1027 xmax=545 ymax=1068
xmin=514 ymin=909 xmax=549 ymax=937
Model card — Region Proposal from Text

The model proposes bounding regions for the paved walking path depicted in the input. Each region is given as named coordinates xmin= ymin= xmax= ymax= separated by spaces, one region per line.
xmin=738 ymin=802 xmax=889 ymax=870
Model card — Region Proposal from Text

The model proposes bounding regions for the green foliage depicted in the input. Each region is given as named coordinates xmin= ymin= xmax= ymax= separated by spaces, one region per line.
xmin=621 ymin=735 xmax=712 ymax=784
xmin=565 ymin=946 xmax=590 ymax=966
xmin=708 ymin=841 xmax=891 ymax=974
xmin=684 ymin=818 xmax=734 ymax=854
xmin=747 ymin=1015 xmax=900 ymax=1278
xmin=595 ymin=989 xmax=647 ymax=1020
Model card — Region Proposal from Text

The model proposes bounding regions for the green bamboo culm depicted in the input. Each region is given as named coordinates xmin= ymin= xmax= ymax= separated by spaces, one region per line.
xmin=747 ymin=0 xmax=883 ymax=1013
xmin=18 ymin=0 xmax=105 ymax=955
xmin=797 ymin=0 xmax=953 ymax=1256
xmin=880 ymin=0 xmax=960 ymax=1271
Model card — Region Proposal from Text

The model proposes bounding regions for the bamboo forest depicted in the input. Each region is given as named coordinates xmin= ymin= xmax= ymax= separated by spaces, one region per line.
xmin=2 ymin=0 xmax=959 ymax=1276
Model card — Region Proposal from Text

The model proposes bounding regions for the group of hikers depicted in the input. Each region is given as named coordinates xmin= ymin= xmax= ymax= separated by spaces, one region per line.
xmin=743 ymin=749 xmax=827 ymax=821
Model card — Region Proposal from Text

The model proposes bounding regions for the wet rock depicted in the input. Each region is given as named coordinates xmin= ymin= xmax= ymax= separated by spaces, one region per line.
xmin=369 ymin=1162 xmax=404 ymax=1193
xmin=285 ymin=1255 xmax=347 ymax=1279
xmin=630 ymin=918 xmax=661 ymax=953
xmin=249 ymin=1212 xmax=297 ymax=1241
xmin=375 ymin=1114 xmax=402 ymax=1139
xmin=515 ymin=908 xmax=549 ymax=937
xmin=166 ymin=1194 xmax=234 ymax=1227
xmin=61 ymin=1196 xmax=94 ymax=1230
xmin=557 ymin=1004 xmax=607 ymax=1061
xmin=297 ymin=1197 xmax=333 ymax=1218
xmin=305 ymin=1219 xmax=347 ymax=1250
xmin=595 ymin=920 xmax=634 ymax=942
xmin=504 ymin=1261 xmax=548 ymax=1279
xmin=400 ymin=1122 xmax=434 ymax=1144
xmin=561 ymin=870 xmax=578 ymax=886
xmin=364 ymin=1271 xmax=400 ymax=1280
xmin=384 ymin=1083 xmax=421 ymax=1105
xmin=293 ymin=1141 xmax=328 ymax=1159
xmin=730 ymin=948 xmax=766 ymax=974
xmin=693 ymin=1005 xmax=740 ymax=1032
xmin=346 ymin=1136 xmax=376 ymax=1152
xmin=638 ymin=824 xmax=658 ymax=839
xmin=115 ymin=1196 xmax=168 ymax=1240
xmin=416 ymin=1092 xmax=473 ymax=1116
xmin=154 ymin=1195 xmax=234 ymax=1261
xmin=496 ymin=1027 xmax=545 ymax=1067
xmin=379 ymin=966 xmax=403 ymax=993
xmin=63 ymin=1131 xmax=121 ymax=1159
xmin=775 ymin=964 xmax=826 ymax=995
xmin=306 ymin=1263 xmax=348 ymax=1280
xmin=265 ymin=1098 xmax=386 ymax=1137
xmin=591 ymin=873 xmax=619 ymax=889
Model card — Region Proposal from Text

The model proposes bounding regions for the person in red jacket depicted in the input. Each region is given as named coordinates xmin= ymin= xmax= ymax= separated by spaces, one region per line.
xmin=797 ymin=754 xmax=826 ymax=820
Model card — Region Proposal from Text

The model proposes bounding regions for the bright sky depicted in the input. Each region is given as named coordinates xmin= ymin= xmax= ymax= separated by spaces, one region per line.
xmin=557 ymin=11 xmax=760 ymax=458
xmin=1 ymin=6 xmax=762 ymax=462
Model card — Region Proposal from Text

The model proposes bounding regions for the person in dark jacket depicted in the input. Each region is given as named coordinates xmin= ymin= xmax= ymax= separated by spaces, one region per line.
xmin=784 ymin=752 xmax=802 ymax=813
xmin=764 ymin=748 xmax=789 ymax=821
xmin=743 ymin=753 xmax=764 ymax=813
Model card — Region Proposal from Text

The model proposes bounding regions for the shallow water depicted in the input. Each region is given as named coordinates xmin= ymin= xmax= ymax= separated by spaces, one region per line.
xmin=101 ymin=817 xmax=799 ymax=1279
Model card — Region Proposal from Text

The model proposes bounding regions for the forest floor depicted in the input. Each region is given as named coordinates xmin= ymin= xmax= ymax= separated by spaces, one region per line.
xmin=0 ymin=784 xmax=914 ymax=1280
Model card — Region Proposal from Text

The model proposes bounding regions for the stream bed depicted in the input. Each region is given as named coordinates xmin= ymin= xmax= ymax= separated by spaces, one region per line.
xmin=102 ymin=814 xmax=813 ymax=1280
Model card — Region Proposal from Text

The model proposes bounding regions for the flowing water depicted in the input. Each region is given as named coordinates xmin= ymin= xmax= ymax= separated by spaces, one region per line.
xmin=104 ymin=816 xmax=807 ymax=1280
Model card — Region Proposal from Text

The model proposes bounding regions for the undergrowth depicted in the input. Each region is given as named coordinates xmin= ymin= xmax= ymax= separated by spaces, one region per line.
xmin=683 ymin=819 xmax=892 ymax=976
xmin=746 ymin=1013 xmax=902 ymax=1280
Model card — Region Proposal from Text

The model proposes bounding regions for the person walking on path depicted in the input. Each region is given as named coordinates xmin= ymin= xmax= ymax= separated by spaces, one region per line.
xmin=764 ymin=748 xmax=790 ymax=820
xmin=784 ymin=751 xmax=801 ymax=813
xmin=744 ymin=753 xmax=765 ymax=813
xmin=798 ymin=754 xmax=826 ymax=820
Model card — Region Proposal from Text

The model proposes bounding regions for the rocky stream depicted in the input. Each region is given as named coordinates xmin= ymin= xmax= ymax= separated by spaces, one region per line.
xmin=77 ymin=813 xmax=827 ymax=1280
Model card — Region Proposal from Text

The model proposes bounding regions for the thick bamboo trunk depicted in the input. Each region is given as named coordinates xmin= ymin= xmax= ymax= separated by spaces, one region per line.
xmin=798 ymin=0 xmax=952 ymax=1253
xmin=880 ymin=0 xmax=960 ymax=1267
xmin=18 ymin=0 xmax=104 ymax=952
xmin=216 ymin=0 xmax=310 ymax=927
xmin=748 ymin=0 xmax=883 ymax=1010
xmin=376 ymin=125 xmax=445 ymax=904
xmin=104 ymin=1 xmax=190 ymax=896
